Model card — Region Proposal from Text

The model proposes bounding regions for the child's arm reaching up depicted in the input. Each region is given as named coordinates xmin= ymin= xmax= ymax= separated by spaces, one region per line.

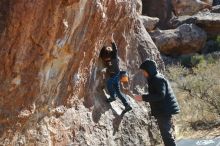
xmin=110 ymin=33 xmax=118 ymax=58
xmin=111 ymin=42 xmax=117 ymax=58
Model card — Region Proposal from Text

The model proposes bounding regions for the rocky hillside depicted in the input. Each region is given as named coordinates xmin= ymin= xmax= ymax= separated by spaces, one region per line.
xmin=146 ymin=1 xmax=220 ymax=55
xmin=1 ymin=0 xmax=220 ymax=145
xmin=0 ymin=0 xmax=164 ymax=145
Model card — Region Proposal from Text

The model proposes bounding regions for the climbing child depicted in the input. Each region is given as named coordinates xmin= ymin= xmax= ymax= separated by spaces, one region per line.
xmin=99 ymin=34 xmax=132 ymax=114
xmin=134 ymin=59 xmax=180 ymax=146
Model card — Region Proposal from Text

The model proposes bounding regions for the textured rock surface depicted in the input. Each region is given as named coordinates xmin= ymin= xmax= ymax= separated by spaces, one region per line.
xmin=211 ymin=5 xmax=220 ymax=13
xmin=0 ymin=0 xmax=164 ymax=145
xmin=141 ymin=0 xmax=213 ymax=29
xmin=170 ymin=10 xmax=220 ymax=37
xmin=142 ymin=0 xmax=174 ymax=29
xmin=172 ymin=0 xmax=212 ymax=15
xmin=150 ymin=24 xmax=207 ymax=55
xmin=195 ymin=11 xmax=220 ymax=37
xmin=139 ymin=15 xmax=159 ymax=32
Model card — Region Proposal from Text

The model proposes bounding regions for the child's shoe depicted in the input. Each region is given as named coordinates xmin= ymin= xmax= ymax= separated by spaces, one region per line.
xmin=121 ymin=105 xmax=132 ymax=115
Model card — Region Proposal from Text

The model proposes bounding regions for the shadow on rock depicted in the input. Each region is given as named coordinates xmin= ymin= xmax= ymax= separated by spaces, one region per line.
xmin=91 ymin=94 xmax=112 ymax=123
xmin=112 ymin=113 xmax=124 ymax=135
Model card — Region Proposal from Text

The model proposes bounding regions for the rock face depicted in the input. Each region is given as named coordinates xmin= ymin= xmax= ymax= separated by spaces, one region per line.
xmin=211 ymin=5 xmax=220 ymax=13
xmin=170 ymin=10 xmax=220 ymax=37
xmin=0 ymin=0 xmax=163 ymax=145
xmin=139 ymin=15 xmax=160 ymax=31
xmin=172 ymin=0 xmax=212 ymax=15
xmin=142 ymin=0 xmax=174 ymax=29
xmin=150 ymin=24 xmax=207 ymax=55
xmin=195 ymin=11 xmax=220 ymax=37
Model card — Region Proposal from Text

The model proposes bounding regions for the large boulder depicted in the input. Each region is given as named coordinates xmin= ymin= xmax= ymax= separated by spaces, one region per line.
xmin=172 ymin=0 xmax=212 ymax=15
xmin=195 ymin=11 xmax=220 ymax=37
xmin=150 ymin=24 xmax=207 ymax=55
xmin=139 ymin=15 xmax=159 ymax=31
xmin=170 ymin=10 xmax=220 ymax=37
xmin=211 ymin=5 xmax=220 ymax=12
xmin=0 ymin=0 xmax=163 ymax=145
xmin=142 ymin=0 xmax=174 ymax=29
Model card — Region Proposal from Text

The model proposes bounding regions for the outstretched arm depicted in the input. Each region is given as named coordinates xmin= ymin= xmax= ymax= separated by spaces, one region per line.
xmin=111 ymin=42 xmax=118 ymax=58
xmin=134 ymin=79 xmax=166 ymax=102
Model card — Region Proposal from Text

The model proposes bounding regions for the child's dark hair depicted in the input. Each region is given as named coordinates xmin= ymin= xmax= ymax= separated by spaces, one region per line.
xmin=99 ymin=46 xmax=112 ymax=59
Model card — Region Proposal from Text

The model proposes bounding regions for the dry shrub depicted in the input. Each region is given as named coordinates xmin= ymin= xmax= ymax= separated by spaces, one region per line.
xmin=165 ymin=59 xmax=220 ymax=137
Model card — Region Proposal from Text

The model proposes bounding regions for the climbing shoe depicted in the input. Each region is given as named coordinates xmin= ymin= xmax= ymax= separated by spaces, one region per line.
xmin=106 ymin=97 xmax=116 ymax=103
xmin=121 ymin=105 xmax=132 ymax=115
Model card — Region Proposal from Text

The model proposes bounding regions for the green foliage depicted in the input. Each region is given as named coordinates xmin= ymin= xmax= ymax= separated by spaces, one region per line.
xmin=179 ymin=54 xmax=218 ymax=67
xmin=191 ymin=60 xmax=220 ymax=114
xmin=205 ymin=54 xmax=216 ymax=64
xmin=204 ymin=35 xmax=220 ymax=53
xmin=180 ymin=54 xmax=205 ymax=67
xmin=168 ymin=59 xmax=220 ymax=115
xmin=216 ymin=35 xmax=220 ymax=46
xmin=179 ymin=55 xmax=192 ymax=67
xmin=191 ymin=55 xmax=205 ymax=67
